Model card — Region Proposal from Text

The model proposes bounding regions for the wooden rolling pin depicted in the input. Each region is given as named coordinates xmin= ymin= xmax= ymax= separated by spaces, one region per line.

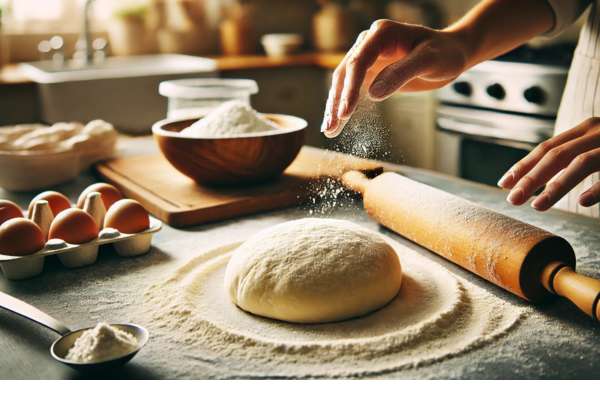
xmin=342 ymin=171 xmax=600 ymax=321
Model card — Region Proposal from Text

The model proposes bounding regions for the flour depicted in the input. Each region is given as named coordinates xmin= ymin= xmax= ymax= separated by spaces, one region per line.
xmin=305 ymin=98 xmax=392 ymax=216
xmin=180 ymin=100 xmax=278 ymax=138
xmin=330 ymin=97 xmax=392 ymax=161
xmin=143 ymin=239 xmax=524 ymax=378
xmin=66 ymin=322 xmax=138 ymax=363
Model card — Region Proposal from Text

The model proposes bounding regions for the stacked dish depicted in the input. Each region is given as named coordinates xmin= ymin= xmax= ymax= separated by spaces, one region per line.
xmin=0 ymin=120 xmax=117 ymax=191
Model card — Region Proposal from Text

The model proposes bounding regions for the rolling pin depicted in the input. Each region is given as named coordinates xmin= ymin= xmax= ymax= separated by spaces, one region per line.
xmin=342 ymin=170 xmax=600 ymax=321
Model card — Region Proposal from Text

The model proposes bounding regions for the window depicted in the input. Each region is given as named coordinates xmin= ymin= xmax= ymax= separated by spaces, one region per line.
xmin=12 ymin=0 xmax=64 ymax=21
xmin=2 ymin=0 xmax=118 ymax=34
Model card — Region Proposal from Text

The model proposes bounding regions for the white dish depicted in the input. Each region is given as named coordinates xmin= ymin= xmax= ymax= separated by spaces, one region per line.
xmin=0 ymin=141 xmax=116 ymax=191
xmin=261 ymin=34 xmax=303 ymax=57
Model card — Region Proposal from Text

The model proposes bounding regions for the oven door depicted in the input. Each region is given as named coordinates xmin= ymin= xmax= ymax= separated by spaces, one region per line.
xmin=435 ymin=105 xmax=555 ymax=186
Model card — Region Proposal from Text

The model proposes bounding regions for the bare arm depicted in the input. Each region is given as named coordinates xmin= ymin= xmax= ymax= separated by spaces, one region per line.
xmin=447 ymin=0 xmax=556 ymax=69
xmin=323 ymin=0 xmax=556 ymax=137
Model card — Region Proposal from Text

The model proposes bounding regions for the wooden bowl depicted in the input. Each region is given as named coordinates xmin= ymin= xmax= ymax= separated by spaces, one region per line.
xmin=152 ymin=114 xmax=307 ymax=186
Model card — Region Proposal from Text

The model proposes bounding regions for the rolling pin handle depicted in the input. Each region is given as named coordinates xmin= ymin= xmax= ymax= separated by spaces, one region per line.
xmin=341 ymin=171 xmax=371 ymax=194
xmin=541 ymin=262 xmax=600 ymax=321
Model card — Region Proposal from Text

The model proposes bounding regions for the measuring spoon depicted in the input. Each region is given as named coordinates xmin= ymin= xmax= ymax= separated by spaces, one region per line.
xmin=0 ymin=291 xmax=148 ymax=373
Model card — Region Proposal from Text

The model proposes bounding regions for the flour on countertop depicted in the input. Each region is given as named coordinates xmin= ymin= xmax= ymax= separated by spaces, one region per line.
xmin=180 ymin=100 xmax=278 ymax=138
xmin=12 ymin=197 xmax=597 ymax=378
xmin=142 ymin=239 xmax=524 ymax=378
xmin=66 ymin=322 xmax=138 ymax=363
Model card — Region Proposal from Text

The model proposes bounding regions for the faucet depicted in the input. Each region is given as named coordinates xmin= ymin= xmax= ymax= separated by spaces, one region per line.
xmin=38 ymin=0 xmax=106 ymax=67
xmin=76 ymin=0 xmax=96 ymax=65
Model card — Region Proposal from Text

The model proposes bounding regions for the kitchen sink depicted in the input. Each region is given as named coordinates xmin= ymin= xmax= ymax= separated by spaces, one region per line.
xmin=21 ymin=54 xmax=217 ymax=133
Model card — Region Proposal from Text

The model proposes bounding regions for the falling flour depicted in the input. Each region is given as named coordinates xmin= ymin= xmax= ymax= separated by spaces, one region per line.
xmin=143 ymin=239 xmax=524 ymax=378
xmin=180 ymin=100 xmax=278 ymax=138
xmin=305 ymin=97 xmax=393 ymax=216
xmin=330 ymin=98 xmax=392 ymax=161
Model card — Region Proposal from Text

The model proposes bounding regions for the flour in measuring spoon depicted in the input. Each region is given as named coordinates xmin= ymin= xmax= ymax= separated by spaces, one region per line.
xmin=66 ymin=322 xmax=138 ymax=363
xmin=180 ymin=100 xmax=279 ymax=138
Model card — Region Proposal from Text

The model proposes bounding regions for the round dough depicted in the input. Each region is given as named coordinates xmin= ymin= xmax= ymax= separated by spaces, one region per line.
xmin=224 ymin=218 xmax=402 ymax=323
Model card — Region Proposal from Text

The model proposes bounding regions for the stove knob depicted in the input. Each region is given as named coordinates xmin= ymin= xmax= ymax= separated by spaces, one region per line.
xmin=452 ymin=81 xmax=472 ymax=96
xmin=523 ymin=86 xmax=546 ymax=104
xmin=486 ymin=83 xmax=506 ymax=100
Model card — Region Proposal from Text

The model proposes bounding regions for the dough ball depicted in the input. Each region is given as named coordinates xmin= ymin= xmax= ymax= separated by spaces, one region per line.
xmin=224 ymin=218 xmax=402 ymax=323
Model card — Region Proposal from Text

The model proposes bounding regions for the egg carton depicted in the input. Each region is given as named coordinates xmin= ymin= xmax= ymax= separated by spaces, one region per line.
xmin=0 ymin=216 xmax=161 ymax=280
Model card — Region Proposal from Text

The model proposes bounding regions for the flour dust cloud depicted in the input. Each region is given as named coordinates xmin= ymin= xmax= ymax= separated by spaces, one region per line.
xmin=304 ymin=97 xmax=394 ymax=215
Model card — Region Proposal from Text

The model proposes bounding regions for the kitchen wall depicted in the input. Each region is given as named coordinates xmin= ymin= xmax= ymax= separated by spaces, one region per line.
xmin=0 ymin=0 xmax=475 ymax=62
xmin=0 ymin=0 xmax=587 ymax=169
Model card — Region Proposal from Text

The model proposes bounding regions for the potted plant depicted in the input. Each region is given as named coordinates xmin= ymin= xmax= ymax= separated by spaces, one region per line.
xmin=107 ymin=1 xmax=157 ymax=56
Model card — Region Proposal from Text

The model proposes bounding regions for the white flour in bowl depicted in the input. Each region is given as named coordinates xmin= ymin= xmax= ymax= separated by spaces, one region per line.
xmin=180 ymin=100 xmax=278 ymax=138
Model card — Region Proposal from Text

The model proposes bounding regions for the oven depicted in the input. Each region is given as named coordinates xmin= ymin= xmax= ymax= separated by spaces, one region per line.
xmin=435 ymin=57 xmax=569 ymax=187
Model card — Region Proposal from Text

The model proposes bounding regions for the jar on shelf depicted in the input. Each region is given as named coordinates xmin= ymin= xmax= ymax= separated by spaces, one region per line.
xmin=219 ymin=0 xmax=257 ymax=55
xmin=157 ymin=0 xmax=216 ymax=55
xmin=312 ymin=0 xmax=357 ymax=52
xmin=159 ymin=78 xmax=259 ymax=119
xmin=0 ymin=3 xmax=7 ymax=67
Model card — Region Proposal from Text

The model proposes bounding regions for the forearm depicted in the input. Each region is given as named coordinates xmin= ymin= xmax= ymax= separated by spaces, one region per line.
xmin=445 ymin=0 xmax=555 ymax=68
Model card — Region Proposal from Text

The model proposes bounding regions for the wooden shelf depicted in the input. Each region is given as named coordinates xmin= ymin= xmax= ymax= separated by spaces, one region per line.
xmin=213 ymin=52 xmax=344 ymax=71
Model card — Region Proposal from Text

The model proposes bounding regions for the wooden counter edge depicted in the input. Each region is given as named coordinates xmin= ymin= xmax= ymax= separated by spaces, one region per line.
xmin=0 ymin=52 xmax=344 ymax=85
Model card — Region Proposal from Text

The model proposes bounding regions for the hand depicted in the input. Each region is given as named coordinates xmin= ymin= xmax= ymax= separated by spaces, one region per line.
xmin=322 ymin=19 xmax=470 ymax=138
xmin=498 ymin=117 xmax=600 ymax=211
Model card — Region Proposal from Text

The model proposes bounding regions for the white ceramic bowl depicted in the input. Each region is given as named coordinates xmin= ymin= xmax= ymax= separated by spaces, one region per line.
xmin=0 ymin=138 xmax=116 ymax=192
xmin=261 ymin=34 xmax=303 ymax=57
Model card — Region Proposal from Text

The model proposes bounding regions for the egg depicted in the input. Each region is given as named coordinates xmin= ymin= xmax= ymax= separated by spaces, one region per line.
xmin=48 ymin=209 xmax=99 ymax=244
xmin=0 ymin=200 xmax=23 ymax=226
xmin=28 ymin=191 xmax=71 ymax=218
xmin=0 ymin=218 xmax=45 ymax=256
xmin=104 ymin=199 xmax=150 ymax=234
xmin=76 ymin=183 xmax=123 ymax=210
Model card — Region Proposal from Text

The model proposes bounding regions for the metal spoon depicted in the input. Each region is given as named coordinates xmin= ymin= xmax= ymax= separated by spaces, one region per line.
xmin=0 ymin=291 xmax=148 ymax=373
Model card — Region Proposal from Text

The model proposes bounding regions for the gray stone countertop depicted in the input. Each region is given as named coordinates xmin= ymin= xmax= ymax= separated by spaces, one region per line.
xmin=0 ymin=138 xmax=598 ymax=379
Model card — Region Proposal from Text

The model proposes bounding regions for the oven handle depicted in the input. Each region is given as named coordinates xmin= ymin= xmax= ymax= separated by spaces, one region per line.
xmin=438 ymin=125 xmax=538 ymax=151
xmin=437 ymin=116 xmax=551 ymax=145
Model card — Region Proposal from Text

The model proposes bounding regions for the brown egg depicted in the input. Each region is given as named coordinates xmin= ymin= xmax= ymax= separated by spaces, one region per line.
xmin=48 ymin=209 xmax=99 ymax=244
xmin=104 ymin=199 xmax=150 ymax=234
xmin=0 ymin=218 xmax=45 ymax=256
xmin=28 ymin=191 xmax=71 ymax=218
xmin=0 ymin=200 xmax=23 ymax=226
xmin=76 ymin=183 xmax=123 ymax=210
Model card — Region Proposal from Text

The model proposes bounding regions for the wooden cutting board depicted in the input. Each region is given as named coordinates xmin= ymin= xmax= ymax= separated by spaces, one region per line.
xmin=95 ymin=146 xmax=382 ymax=227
